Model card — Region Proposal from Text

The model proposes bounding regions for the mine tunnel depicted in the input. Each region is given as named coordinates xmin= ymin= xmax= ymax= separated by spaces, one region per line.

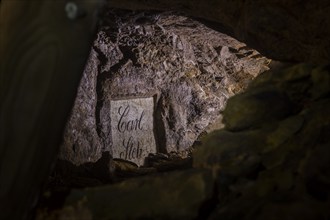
xmin=1 ymin=0 xmax=330 ymax=219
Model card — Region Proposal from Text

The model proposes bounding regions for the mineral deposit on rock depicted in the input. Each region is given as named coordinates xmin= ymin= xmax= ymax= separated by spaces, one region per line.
xmin=59 ymin=9 xmax=270 ymax=166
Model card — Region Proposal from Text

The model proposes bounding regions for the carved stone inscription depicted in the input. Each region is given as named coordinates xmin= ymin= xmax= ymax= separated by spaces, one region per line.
xmin=110 ymin=97 xmax=156 ymax=166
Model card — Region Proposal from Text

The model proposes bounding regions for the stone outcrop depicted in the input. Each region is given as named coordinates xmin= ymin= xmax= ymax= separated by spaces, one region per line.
xmin=194 ymin=63 xmax=330 ymax=219
xmin=38 ymin=170 xmax=214 ymax=220
xmin=59 ymin=10 xmax=270 ymax=166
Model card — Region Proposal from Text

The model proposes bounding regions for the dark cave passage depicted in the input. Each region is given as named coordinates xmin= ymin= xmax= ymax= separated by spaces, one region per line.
xmin=1 ymin=1 xmax=330 ymax=220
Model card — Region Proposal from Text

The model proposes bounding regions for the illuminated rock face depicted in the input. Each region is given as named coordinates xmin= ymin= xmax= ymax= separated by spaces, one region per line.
xmin=59 ymin=10 xmax=270 ymax=166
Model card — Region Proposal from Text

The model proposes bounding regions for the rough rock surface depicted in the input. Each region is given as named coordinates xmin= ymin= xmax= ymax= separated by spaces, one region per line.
xmin=38 ymin=63 xmax=330 ymax=220
xmin=38 ymin=170 xmax=213 ymax=220
xmin=107 ymin=0 xmax=330 ymax=64
xmin=194 ymin=63 xmax=330 ymax=220
xmin=59 ymin=10 xmax=270 ymax=166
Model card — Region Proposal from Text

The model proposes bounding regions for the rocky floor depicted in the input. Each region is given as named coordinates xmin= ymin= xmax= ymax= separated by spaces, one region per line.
xmin=35 ymin=63 xmax=330 ymax=219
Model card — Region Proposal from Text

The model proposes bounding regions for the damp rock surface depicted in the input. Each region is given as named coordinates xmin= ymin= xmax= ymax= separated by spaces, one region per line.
xmin=38 ymin=170 xmax=214 ymax=220
xmin=59 ymin=9 xmax=270 ymax=166
xmin=194 ymin=63 xmax=330 ymax=220
xmin=38 ymin=63 xmax=330 ymax=220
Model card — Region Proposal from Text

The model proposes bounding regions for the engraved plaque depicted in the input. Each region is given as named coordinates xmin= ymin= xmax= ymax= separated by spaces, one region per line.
xmin=110 ymin=97 xmax=157 ymax=166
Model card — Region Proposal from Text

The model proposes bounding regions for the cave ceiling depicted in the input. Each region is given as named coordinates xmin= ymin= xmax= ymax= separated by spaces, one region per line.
xmin=108 ymin=0 xmax=330 ymax=64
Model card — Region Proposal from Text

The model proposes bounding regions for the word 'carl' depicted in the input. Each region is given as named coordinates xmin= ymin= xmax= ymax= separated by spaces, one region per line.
xmin=117 ymin=105 xmax=145 ymax=133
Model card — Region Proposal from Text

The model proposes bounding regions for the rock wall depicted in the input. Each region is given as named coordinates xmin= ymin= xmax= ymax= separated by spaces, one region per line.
xmin=107 ymin=0 xmax=330 ymax=64
xmin=194 ymin=63 xmax=330 ymax=219
xmin=59 ymin=10 xmax=270 ymax=166
xmin=39 ymin=63 xmax=330 ymax=220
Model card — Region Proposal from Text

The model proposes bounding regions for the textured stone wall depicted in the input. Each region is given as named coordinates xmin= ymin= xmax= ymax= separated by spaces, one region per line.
xmin=107 ymin=0 xmax=330 ymax=64
xmin=59 ymin=10 xmax=270 ymax=166
xmin=39 ymin=63 xmax=330 ymax=220
xmin=34 ymin=3 xmax=330 ymax=220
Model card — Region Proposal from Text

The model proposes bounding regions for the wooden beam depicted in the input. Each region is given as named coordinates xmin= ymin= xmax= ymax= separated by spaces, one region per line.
xmin=0 ymin=1 xmax=102 ymax=219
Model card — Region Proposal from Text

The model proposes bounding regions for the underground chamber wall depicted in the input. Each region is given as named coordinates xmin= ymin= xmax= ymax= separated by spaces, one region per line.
xmin=35 ymin=8 xmax=330 ymax=220
xmin=36 ymin=9 xmax=271 ymax=217
xmin=57 ymin=9 xmax=270 ymax=170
